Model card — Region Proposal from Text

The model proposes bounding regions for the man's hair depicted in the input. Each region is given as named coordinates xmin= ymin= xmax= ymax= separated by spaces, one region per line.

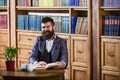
xmin=42 ymin=17 xmax=55 ymax=26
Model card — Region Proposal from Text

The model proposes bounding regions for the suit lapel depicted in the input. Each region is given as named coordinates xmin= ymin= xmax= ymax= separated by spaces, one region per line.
xmin=51 ymin=36 xmax=59 ymax=62
xmin=51 ymin=36 xmax=58 ymax=53
xmin=39 ymin=37 xmax=46 ymax=54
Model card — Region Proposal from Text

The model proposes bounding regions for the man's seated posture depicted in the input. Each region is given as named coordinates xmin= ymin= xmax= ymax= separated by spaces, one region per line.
xmin=29 ymin=17 xmax=68 ymax=80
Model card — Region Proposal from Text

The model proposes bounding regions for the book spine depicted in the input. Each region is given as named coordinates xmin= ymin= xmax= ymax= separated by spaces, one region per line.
xmin=71 ymin=16 xmax=77 ymax=34
xmin=108 ymin=15 xmax=111 ymax=36
xmin=40 ymin=0 xmax=43 ymax=7
xmin=48 ymin=0 xmax=54 ymax=7
xmin=58 ymin=16 xmax=62 ymax=32
xmin=114 ymin=15 xmax=118 ymax=36
xmin=36 ymin=15 xmax=41 ymax=31
xmin=118 ymin=0 xmax=120 ymax=6
xmin=118 ymin=16 xmax=120 ymax=36
xmin=70 ymin=0 xmax=75 ymax=6
xmin=65 ymin=16 xmax=69 ymax=33
xmin=4 ymin=0 xmax=7 ymax=6
xmin=25 ymin=15 xmax=29 ymax=30
xmin=66 ymin=0 xmax=69 ymax=6
xmin=29 ymin=15 xmax=37 ymax=31
xmin=81 ymin=17 xmax=86 ymax=34
xmin=104 ymin=0 xmax=107 ymax=6
xmin=83 ymin=0 xmax=85 ymax=6
xmin=23 ymin=0 xmax=26 ymax=6
xmin=17 ymin=0 xmax=20 ymax=6
xmin=43 ymin=0 xmax=48 ymax=7
xmin=0 ymin=0 xmax=4 ymax=6
xmin=111 ymin=15 xmax=115 ymax=36
xmin=83 ymin=17 xmax=88 ymax=34
xmin=24 ymin=0 xmax=30 ymax=6
xmin=0 ymin=14 xmax=7 ymax=29
xmin=52 ymin=16 xmax=58 ymax=32
xmin=103 ymin=16 xmax=109 ymax=35
xmin=75 ymin=0 xmax=79 ymax=6
xmin=39 ymin=0 xmax=41 ymax=7
xmin=0 ymin=15 xmax=1 ymax=29
xmin=62 ymin=0 xmax=66 ymax=6
xmin=17 ymin=15 xmax=25 ymax=30
xmin=21 ymin=0 xmax=24 ymax=6
xmin=62 ymin=16 xmax=66 ymax=33
xmin=75 ymin=17 xmax=80 ymax=34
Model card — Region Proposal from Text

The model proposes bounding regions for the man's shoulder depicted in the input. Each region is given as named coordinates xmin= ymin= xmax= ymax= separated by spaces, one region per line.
xmin=36 ymin=36 xmax=44 ymax=41
xmin=56 ymin=36 xmax=66 ymax=42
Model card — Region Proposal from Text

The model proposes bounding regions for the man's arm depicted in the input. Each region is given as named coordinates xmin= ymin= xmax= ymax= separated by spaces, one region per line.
xmin=56 ymin=39 xmax=68 ymax=69
xmin=29 ymin=36 xmax=40 ymax=64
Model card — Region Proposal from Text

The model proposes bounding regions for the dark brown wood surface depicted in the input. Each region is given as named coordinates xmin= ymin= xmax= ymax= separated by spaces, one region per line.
xmin=0 ymin=69 xmax=64 ymax=80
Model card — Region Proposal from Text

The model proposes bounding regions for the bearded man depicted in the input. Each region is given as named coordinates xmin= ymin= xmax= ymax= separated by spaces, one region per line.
xmin=29 ymin=17 xmax=68 ymax=80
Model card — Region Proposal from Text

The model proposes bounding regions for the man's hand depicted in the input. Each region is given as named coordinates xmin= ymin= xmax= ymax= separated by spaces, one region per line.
xmin=34 ymin=61 xmax=47 ymax=67
xmin=54 ymin=61 xmax=65 ymax=69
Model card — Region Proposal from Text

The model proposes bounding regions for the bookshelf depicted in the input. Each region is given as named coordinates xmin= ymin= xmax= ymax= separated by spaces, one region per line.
xmin=0 ymin=0 xmax=10 ymax=80
xmin=0 ymin=0 xmax=10 ymax=70
xmin=10 ymin=0 xmax=92 ymax=80
xmin=97 ymin=0 xmax=120 ymax=80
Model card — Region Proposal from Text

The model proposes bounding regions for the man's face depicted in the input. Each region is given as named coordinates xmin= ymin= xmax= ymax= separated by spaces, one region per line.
xmin=41 ymin=22 xmax=54 ymax=39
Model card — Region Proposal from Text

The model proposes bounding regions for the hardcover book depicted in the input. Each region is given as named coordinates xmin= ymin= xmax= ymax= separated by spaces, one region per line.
xmin=34 ymin=63 xmax=58 ymax=70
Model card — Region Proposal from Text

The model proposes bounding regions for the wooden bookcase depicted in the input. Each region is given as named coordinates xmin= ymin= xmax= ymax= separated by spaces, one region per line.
xmin=9 ymin=0 xmax=92 ymax=80
xmin=0 ymin=0 xmax=10 ymax=70
xmin=97 ymin=0 xmax=120 ymax=80
xmin=0 ymin=0 xmax=10 ymax=80
xmin=70 ymin=0 xmax=92 ymax=80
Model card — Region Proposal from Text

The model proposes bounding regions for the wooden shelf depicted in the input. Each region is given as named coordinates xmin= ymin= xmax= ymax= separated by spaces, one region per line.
xmin=17 ymin=30 xmax=42 ymax=33
xmin=0 ymin=29 xmax=8 ymax=32
xmin=16 ymin=6 xmax=70 ymax=11
xmin=17 ymin=30 xmax=70 ymax=35
xmin=71 ymin=6 xmax=88 ymax=11
xmin=101 ymin=6 xmax=120 ymax=11
xmin=0 ymin=6 xmax=7 ymax=10
xmin=17 ymin=30 xmax=88 ymax=36
xmin=101 ymin=36 xmax=120 ymax=39
xmin=71 ymin=34 xmax=88 ymax=37
xmin=16 ymin=6 xmax=88 ymax=11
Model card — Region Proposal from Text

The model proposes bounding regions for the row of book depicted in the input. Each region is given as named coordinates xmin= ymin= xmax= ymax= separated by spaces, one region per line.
xmin=71 ymin=16 xmax=88 ymax=34
xmin=0 ymin=14 xmax=7 ymax=29
xmin=0 ymin=0 xmax=7 ymax=6
xmin=102 ymin=15 xmax=120 ymax=36
xmin=17 ymin=0 xmax=88 ymax=7
xmin=102 ymin=0 xmax=120 ymax=6
xmin=18 ymin=14 xmax=69 ymax=33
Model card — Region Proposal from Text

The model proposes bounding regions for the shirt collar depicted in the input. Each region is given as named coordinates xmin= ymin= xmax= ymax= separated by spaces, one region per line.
xmin=46 ymin=34 xmax=56 ymax=41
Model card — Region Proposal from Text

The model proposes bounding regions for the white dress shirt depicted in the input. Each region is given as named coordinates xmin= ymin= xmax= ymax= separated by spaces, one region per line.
xmin=46 ymin=39 xmax=54 ymax=52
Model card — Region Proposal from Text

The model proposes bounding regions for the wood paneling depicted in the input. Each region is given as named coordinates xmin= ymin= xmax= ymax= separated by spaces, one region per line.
xmin=71 ymin=35 xmax=89 ymax=67
xmin=102 ymin=70 xmax=120 ymax=80
xmin=64 ymin=65 xmax=71 ymax=80
xmin=101 ymin=38 xmax=120 ymax=72
xmin=0 ymin=59 xmax=6 ymax=70
xmin=72 ymin=66 xmax=88 ymax=80
xmin=17 ymin=32 xmax=38 ymax=46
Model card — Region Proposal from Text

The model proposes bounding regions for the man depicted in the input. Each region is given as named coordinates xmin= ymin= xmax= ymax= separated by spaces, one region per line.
xmin=29 ymin=17 xmax=68 ymax=80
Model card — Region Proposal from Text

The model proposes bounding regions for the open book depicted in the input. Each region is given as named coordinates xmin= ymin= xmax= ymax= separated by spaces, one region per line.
xmin=33 ymin=63 xmax=58 ymax=70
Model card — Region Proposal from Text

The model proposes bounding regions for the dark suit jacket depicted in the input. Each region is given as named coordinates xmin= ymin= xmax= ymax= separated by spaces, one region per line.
xmin=29 ymin=35 xmax=68 ymax=68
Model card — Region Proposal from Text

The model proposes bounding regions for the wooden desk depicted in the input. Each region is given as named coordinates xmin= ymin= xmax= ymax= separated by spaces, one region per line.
xmin=0 ymin=69 xmax=64 ymax=80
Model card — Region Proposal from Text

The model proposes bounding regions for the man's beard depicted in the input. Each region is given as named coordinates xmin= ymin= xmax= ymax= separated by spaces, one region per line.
xmin=42 ymin=30 xmax=54 ymax=39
